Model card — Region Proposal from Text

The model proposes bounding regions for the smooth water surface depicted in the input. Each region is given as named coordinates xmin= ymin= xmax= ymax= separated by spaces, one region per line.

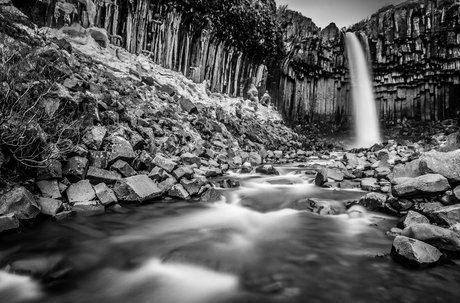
xmin=1 ymin=170 xmax=459 ymax=303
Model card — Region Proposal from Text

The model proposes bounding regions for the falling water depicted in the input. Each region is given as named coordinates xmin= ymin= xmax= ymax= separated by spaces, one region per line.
xmin=346 ymin=32 xmax=381 ymax=148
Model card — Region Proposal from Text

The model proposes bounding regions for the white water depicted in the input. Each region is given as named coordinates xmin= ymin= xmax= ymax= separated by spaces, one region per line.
xmin=346 ymin=32 xmax=382 ymax=148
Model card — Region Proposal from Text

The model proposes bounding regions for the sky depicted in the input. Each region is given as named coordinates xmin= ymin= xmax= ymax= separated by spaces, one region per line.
xmin=275 ymin=0 xmax=405 ymax=29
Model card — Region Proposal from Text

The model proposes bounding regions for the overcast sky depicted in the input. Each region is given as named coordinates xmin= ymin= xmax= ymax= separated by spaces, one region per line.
xmin=276 ymin=0 xmax=405 ymax=29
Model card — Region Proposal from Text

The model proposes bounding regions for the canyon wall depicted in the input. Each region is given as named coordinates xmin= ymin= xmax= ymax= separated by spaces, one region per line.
xmin=13 ymin=0 xmax=274 ymax=97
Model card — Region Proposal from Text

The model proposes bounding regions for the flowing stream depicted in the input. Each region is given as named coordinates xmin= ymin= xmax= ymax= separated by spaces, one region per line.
xmin=1 ymin=166 xmax=460 ymax=303
xmin=346 ymin=32 xmax=382 ymax=148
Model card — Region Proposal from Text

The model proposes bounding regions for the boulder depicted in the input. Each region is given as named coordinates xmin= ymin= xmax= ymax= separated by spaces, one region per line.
xmin=172 ymin=166 xmax=194 ymax=180
xmin=390 ymin=159 xmax=422 ymax=180
xmin=314 ymin=168 xmax=328 ymax=187
xmin=62 ymin=156 xmax=88 ymax=182
xmin=152 ymin=155 xmax=177 ymax=173
xmin=93 ymin=183 xmax=118 ymax=206
xmin=200 ymin=187 xmax=223 ymax=202
xmin=158 ymin=177 xmax=178 ymax=192
xmin=0 ymin=214 xmax=20 ymax=233
xmin=397 ymin=211 xmax=430 ymax=229
xmin=113 ymin=175 xmax=163 ymax=203
xmin=36 ymin=159 xmax=62 ymax=180
xmin=179 ymin=97 xmax=198 ymax=114
xmin=37 ymin=197 xmax=63 ymax=216
xmin=0 ymin=187 xmax=40 ymax=220
xmin=81 ymin=126 xmax=107 ymax=150
xmin=391 ymin=235 xmax=442 ymax=267
xmin=361 ymin=178 xmax=380 ymax=191
xmin=168 ymin=184 xmax=191 ymax=200
xmin=430 ymin=204 xmax=460 ymax=227
xmin=401 ymin=223 xmax=460 ymax=252
xmin=180 ymin=178 xmax=201 ymax=196
xmin=374 ymin=167 xmax=391 ymax=179
xmin=110 ymin=160 xmax=137 ymax=177
xmin=255 ymin=165 xmax=280 ymax=175
xmin=413 ymin=202 xmax=443 ymax=216
xmin=66 ymin=180 xmax=96 ymax=204
xmin=180 ymin=152 xmax=201 ymax=166
xmin=357 ymin=192 xmax=387 ymax=211
xmin=106 ymin=136 xmax=136 ymax=165
xmin=420 ymin=150 xmax=460 ymax=182
xmin=88 ymin=150 xmax=108 ymax=169
xmin=391 ymin=174 xmax=450 ymax=197
xmin=36 ymin=179 xmax=61 ymax=199
xmin=86 ymin=166 xmax=122 ymax=184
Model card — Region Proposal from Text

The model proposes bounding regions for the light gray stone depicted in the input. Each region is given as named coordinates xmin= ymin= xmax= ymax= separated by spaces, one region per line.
xmin=392 ymin=174 xmax=450 ymax=197
xmin=391 ymin=235 xmax=442 ymax=267
xmin=66 ymin=180 xmax=96 ymax=204
xmin=401 ymin=223 xmax=460 ymax=252
xmin=113 ymin=175 xmax=163 ymax=203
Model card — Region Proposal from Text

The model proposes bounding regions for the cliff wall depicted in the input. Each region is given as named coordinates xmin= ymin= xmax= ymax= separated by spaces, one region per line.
xmin=13 ymin=0 xmax=278 ymax=97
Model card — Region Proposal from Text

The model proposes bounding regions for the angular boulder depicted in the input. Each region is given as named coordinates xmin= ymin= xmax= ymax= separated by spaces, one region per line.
xmin=63 ymin=156 xmax=88 ymax=182
xmin=66 ymin=180 xmax=96 ymax=204
xmin=81 ymin=126 xmax=107 ymax=150
xmin=391 ymin=174 xmax=450 ymax=197
xmin=152 ymin=155 xmax=177 ymax=173
xmin=314 ymin=168 xmax=328 ymax=187
xmin=430 ymin=204 xmax=460 ymax=227
xmin=113 ymin=175 xmax=163 ymax=203
xmin=168 ymin=184 xmax=190 ymax=200
xmin=36 ymin=179 xmax=62 ymax=199
xmin=390 ymin=159 xmax=422 ymax=180
xmin=111 ymin=160 xmax=137 ymax=177
xmin=106 ymin=136 xmax=136 ymax=165
xmin=357 ymin=192 xmax=387 ymax=211
xmin=401 ymin=223 xmax=460 ymax=252
xmin=391 ymin=235 xmax=442 ymax=267
xmin=420 ymin=150 xmax=460 ymax=182
xmin=37 ymin=197 xmax=63 ymax=216
xmin=361 ymin=178 xmax=380 ymax=191
xmin=180 ymin=152 xmax=201 ymax=166
xmin=36 ymin=159 xmax=62 ymax=180
xmin=255 ymin=165 xmax=280 ymax=175
xmin=180 ymin=178 xmax=201 ymax=196
xmin=93 ymin=183 xmax=118 ymax=206
xmin=0 ymin=187 xmax=40 ymax=220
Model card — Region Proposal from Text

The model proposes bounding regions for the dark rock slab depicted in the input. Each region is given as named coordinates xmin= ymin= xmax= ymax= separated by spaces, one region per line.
xmin=255 ymin=165 xmax=280 ymax=175
xmin=36 ymin=159 xmax=62 ymax=180
xmin=357 ymin=192 xmax=387 ymax=211
xmin=88 ymin=150 xmax=108 ymax=169
xmin=81 ymin=126 xmax=107 ymax=150
xmin=63 ymin=156 xmax=88 ymax=182
xmin=106 ymin=136 xmax=136 ymax=166
xmin=111 ymin=160 xmax=137 ymax=177
xmin=314 ymin=168 xmax=328 ymax=187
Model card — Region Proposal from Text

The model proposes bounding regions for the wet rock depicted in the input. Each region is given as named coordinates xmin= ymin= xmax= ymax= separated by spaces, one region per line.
xmin=200 ymin=166 xmax=222 ymax=177
xmin=327 ymin=169 xmax=344 ymax=182
xmin=430 ymin=205 xmax=460 ymax=227
xmin=0 ymin=214 xmax=20 ymax=233
xmin=66 ymin=180 xmax=96 ymax=204
xmin=361 ymin=178 xmax=380 ymax=191
xmin=314 ymin=168 xmax=328 ymax=187
xmin=113 ymin=175 xmax=163 ymax=203
xmin=81 ymin=126 xmax=107 ymax=150
xmin=180 ymin=178 xmax=201 ymax=196
xmin=420 ymin=150 xmax=460 ymax=182
xmin=110 ymin=160 xmax=137 ymax=177
xmin=148 ymin=166 xmax=166 ymax=182
xmin=55 ymin=211 xmax=73 ymax=221
xmin=255 ymin=165 xmax=280 ymax=175
xmin=168 ymin=184 xmax=190 ymax=200
xmin=36 ymin=159 xmax=62 ymax=180
xmin=62 ymin=156 xmax=88 ymax=182
xmin=86 ymin=166 xmax=122 ymax=185
xmin=37 ymin=197 xmax=63 ymax=216
xmin=9 ymin=255 xmax=65 ymax=278
xmin=397 ymin=211 xmax=430 ymax=229
xmin=386 ymin=227 xmax=403 ymax=237
xmin=132 ymin=150 xmax=154 ymax=171
xmin=248 ymin=152 xmax=262 ymax=166
xmin=36 ymin=179 xmax=61 ymax=199
xmin=93 ymin=183 xmax=118 ymax=206
xmin=391 ymin=174 xmax=450 ymax=197
xmin=391 ymin=235 xmax=442 ymax=267
xmin=0 ymin=187 xmax=40 ymax=220
xmin=357 ymin=192 xmax=387 ymax=211
xmin=172 ymin=166 xmax=194 ymax=180
xmin=343 ymin=153 xmax=367 ymax=168
xmin=200 ymin=187 xmax=223 ymax=202
xmin=374 ymin=167 xmax=390 ymax=179
xmin=106 ymin=136 xmax=136 ymax=165
xmin=152 ymin=155 xmax=177 ymax=173
xmin=72 ymin=201 xmax=105 ymax=213
xmin=401 ymin=223 xmax=460 ymax=252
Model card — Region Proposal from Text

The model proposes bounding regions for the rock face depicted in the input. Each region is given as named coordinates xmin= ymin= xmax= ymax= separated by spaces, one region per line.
xmin=391 ymin=235 xmax=442 ymax=267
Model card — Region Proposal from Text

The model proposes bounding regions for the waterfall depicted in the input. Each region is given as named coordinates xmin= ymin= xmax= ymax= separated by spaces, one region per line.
xmin=345 ymin=32 xmax=381 ymax=148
